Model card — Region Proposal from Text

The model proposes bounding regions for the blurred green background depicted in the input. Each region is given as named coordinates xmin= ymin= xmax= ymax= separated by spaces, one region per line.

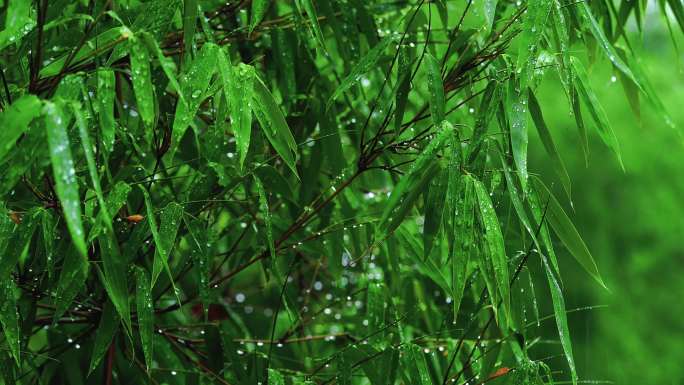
xmin=530 ymin=12 xmax=684 ymax=385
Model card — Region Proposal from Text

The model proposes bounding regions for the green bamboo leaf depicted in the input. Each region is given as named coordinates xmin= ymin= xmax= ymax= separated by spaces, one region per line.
xmin=135 ymin=267 xmax=154 ymax=371
xmin=447 ymin=152 xmax=472 ymax=321
xmin=473 ymin=177 xmax=511 ymax=324
xmin=483 ymin=0 xmax=498 ymax=32
xmin=129 ymin=35 xmax=155 ymax=127
xmin=172 ymin=43 xmax=219 ymax=156
xmin=41 ymin=210 xmax=57 ymax=280
xmin=425 ymin=52 xmax=445 ymax=125
xmin=185 ymin=217 xmax=211 ymax=320
xmin=0 ymin=208 xmax=39 ymax=279
xmin=296 ymin=0 xmax=327 ymax=50
xmin=517 ymin=0 xmax=552 ymax=90
xmin=508 ymin=82 xmax=529 ymax=190
xmin=394 ymin=46 xmax=412 ymax=131
xmin=73 ymin=104 xmax=131 ymax=335
xmin=250 ymin=0 xmax=269 ymax=35
xmin=182 ymin=0 xmax=198 ymax=61
xmin=218 ymin=53 xmax=253 ymax=170
xmin=254 ymin=176 xmax=275 ymax=263
xmin=152 ymin=202 xmax=184 ymax=290
xmin=96 ymin=69 xmax=116 ymax=155
xmin=0 ymin=95 xmax=41 ymax=163
xmin=140 ymin=32 xmax=186 ymax=109
xmin=0 ymin=0 xmax=36 ymax=51
xmin=88 ymin=302 xmax=119 ymax=374
xmin=401 ymin=344 xmax=431 ymax=385
xmin=570 ymin=56 xmax=623 ymax=169
xmin=528 ymin=89 xmax=571 ymax=201
xmin=423 ymin=167 xmax=447 ymax=258
xmin=541 ymin=253 xmax=578 ymax=385
xmin=0 ymin=280 xmax=20 ymax=365
xmin=44 ymin=101 xmax=87 ymax=260
xmin=87 ymin=182 xmax=131 ymax=243
xmin=252 ymin=73 xmax=299 ymax=177
xmin=326 ymin=34 xmax=395 ymax=110
xmin=577 ymin=2 xmax=639 ymax=87
xmin=533 ymin=177 xmax=606 ymax=289
xmin=53 ymin=247 xmax=89 ymax=323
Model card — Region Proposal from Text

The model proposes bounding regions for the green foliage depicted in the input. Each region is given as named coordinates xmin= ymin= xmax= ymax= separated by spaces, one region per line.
xmin=0 ymin=1 xmax=679 ymax=384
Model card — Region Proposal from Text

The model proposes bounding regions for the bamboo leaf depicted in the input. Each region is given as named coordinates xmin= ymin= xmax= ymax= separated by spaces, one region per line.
xmin=218 ymin=53 xmax=253 ymax=170
xmin=252 ymin=73 xmax=299 ymax=177
xmin=570 ymin=56 xmax=623 ymax=169
xmin=129 ymin=35 xmax=155 ymax=127
xmin=425 ymin=52 xmax=445 ymax=125
xmin=508 ymin=82 xmax=529 ymax=190
xmin=135 ymin=267 xmax=154 ymax=371
xmin=0 ymin=95 xmax=41 ymax=163
xmin=473 ymin=177 xmax=511 ymax=323
xmin=250 ymin=0 xmax=269 ymax=35
xmin=44 ymin=101 xmax=88 ymax=260
xmin=528 ymin=89 xmax=571 ymax=201
xmin=0 ymin=0 xmax=35 ymax=51
xmin=88 ymin=302 xmax=119 ymax=374
xmin=96 ymin=69 xmax=116 ymax=155
xmin=0 ymin=280 xmax=20 ymax=365
xmin=533 ymin=177 xmax=606 ymax=289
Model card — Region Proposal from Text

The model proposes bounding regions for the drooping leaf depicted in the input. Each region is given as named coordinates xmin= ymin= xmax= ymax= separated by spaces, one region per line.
xmin=135 ymin=267 xmax=154 ymax=371
xmin=0 ymin=95 xmax=42 ymax=163
xmin=0 ymin=0 xmax=36 ymax=51
xmin=96 ymin=69 xmax=116 ymax=155
xmin=425 ymin=52 xmax=445 ymax=125
xmin=218 ymin=53 xmax=253 ymax=170
xmin=88 ymin=302 xmax=119 ymax=374
xmin=533 ymin=177 xmax=606 ymax=289
xmin=151 ymin=201 xmax=184 ymax=290
xmin=252 ymin=73 xmax=299 ymax=176
xmin=129 ymin=35 xmax=155 ymax=127
xmin=473 ymin=177 xmax=511 ymax=324
xmin=44 ymin=101 xmax=88 ymax=260
xmin=0 ymin=280 xmax=20 ymax=364
xmin=250 ymin=0 xmax=269 ymax=35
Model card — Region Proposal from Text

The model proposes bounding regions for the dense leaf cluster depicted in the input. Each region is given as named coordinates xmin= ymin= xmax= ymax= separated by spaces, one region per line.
xmin=0 ymin=0 xmax=678 ymax=384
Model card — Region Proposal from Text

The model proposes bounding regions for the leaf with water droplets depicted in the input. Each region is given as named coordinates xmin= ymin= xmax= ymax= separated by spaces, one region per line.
xmin=218 ymin=53 xmax=253 ymax=170
xmin=570 ymin=56 xmax=623 ymax=169
xmin=0 ymin=280 xmax=20 ymax=365
xmin=0 ymin=94 xmax=41 ymax=163
xmin=254 ymin=176 xmax=275 ymax=264
xmin=541 ymin=250 xmax=577 ymax=385
xmin=135 ymin=267 xmax=154 ymax=371
xmin=423 ymin=167 xmax=447 ymax=258
xmin=473 ymin=176 xmax=511 ymax=324
xmin=73 ymin=104 xmax=131 ymax=335
xmin=129 ymin=35 xmax=155 ymax=127
xmin=517 ymin=0 xmax=552 ymax=90
xmin=53 ymin=246 xmax=89 ymax=323
xmin=185 ymin=217 xmax=211 ymax=320
xmin=326 ymin=34 xmax=395 ymax=110
xmin=172 ymin=43 xmax=219 ymax=156
xmin=97 ymin=69 xmax=116 ymax=155
xmin=296 ymin=0 xmax=327 ymax=51
xmin=528 ymin=89 xmax=571 ymax=201
xmin=88 ymin=301 xmax=119 ymax=374
xmin=0 ymin=0 xmax=36 ymax=51
xmin=152 ymin=201 xmax=184 ymax=290
xmin=425 ymin=52 xmax=445 ymax=125
xmin=252 ymin=72 xmax=299 ymax=177
xmin=532 ymin=177 xmax=606 ymax=289
xmin=88 ymin=182 xmax=131 ymax=243
xmin=401 ymin=344 xmax=431 ymax=385
xmin=0 ymin=208 xmax=39 ymax=279
xmin=44 ymin=101 xmax=87 ymax=260
xmin=507 ymin=82 xmax=529 ymax=190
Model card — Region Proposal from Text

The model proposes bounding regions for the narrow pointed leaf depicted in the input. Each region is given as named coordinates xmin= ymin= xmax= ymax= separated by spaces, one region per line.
xmin=96 ymin=69 xmax=116 ymax=155
xmin=0 ymin=95 xmax=41 ymax=163
xmin=425 ymin=53 xmax=445 ymax=125
xmin=129 ymin=35 xmax=155 ymax=127
xmin=44 ymin=101 xmax=87 ymax=260
xmin=218 ymin=54 xmax=253 ymax=170
xmin=0 ymin=280 xmax=20 ymax=364
xmin=135 ymin=267 xmax=154 ymax=371
xmin=152 ymin=202 xmax=184 ymax=289
xmin=250 ymin=0 xmax=269 ymax=34
xmin=88 ymin=302 xmax=119 ymax=374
